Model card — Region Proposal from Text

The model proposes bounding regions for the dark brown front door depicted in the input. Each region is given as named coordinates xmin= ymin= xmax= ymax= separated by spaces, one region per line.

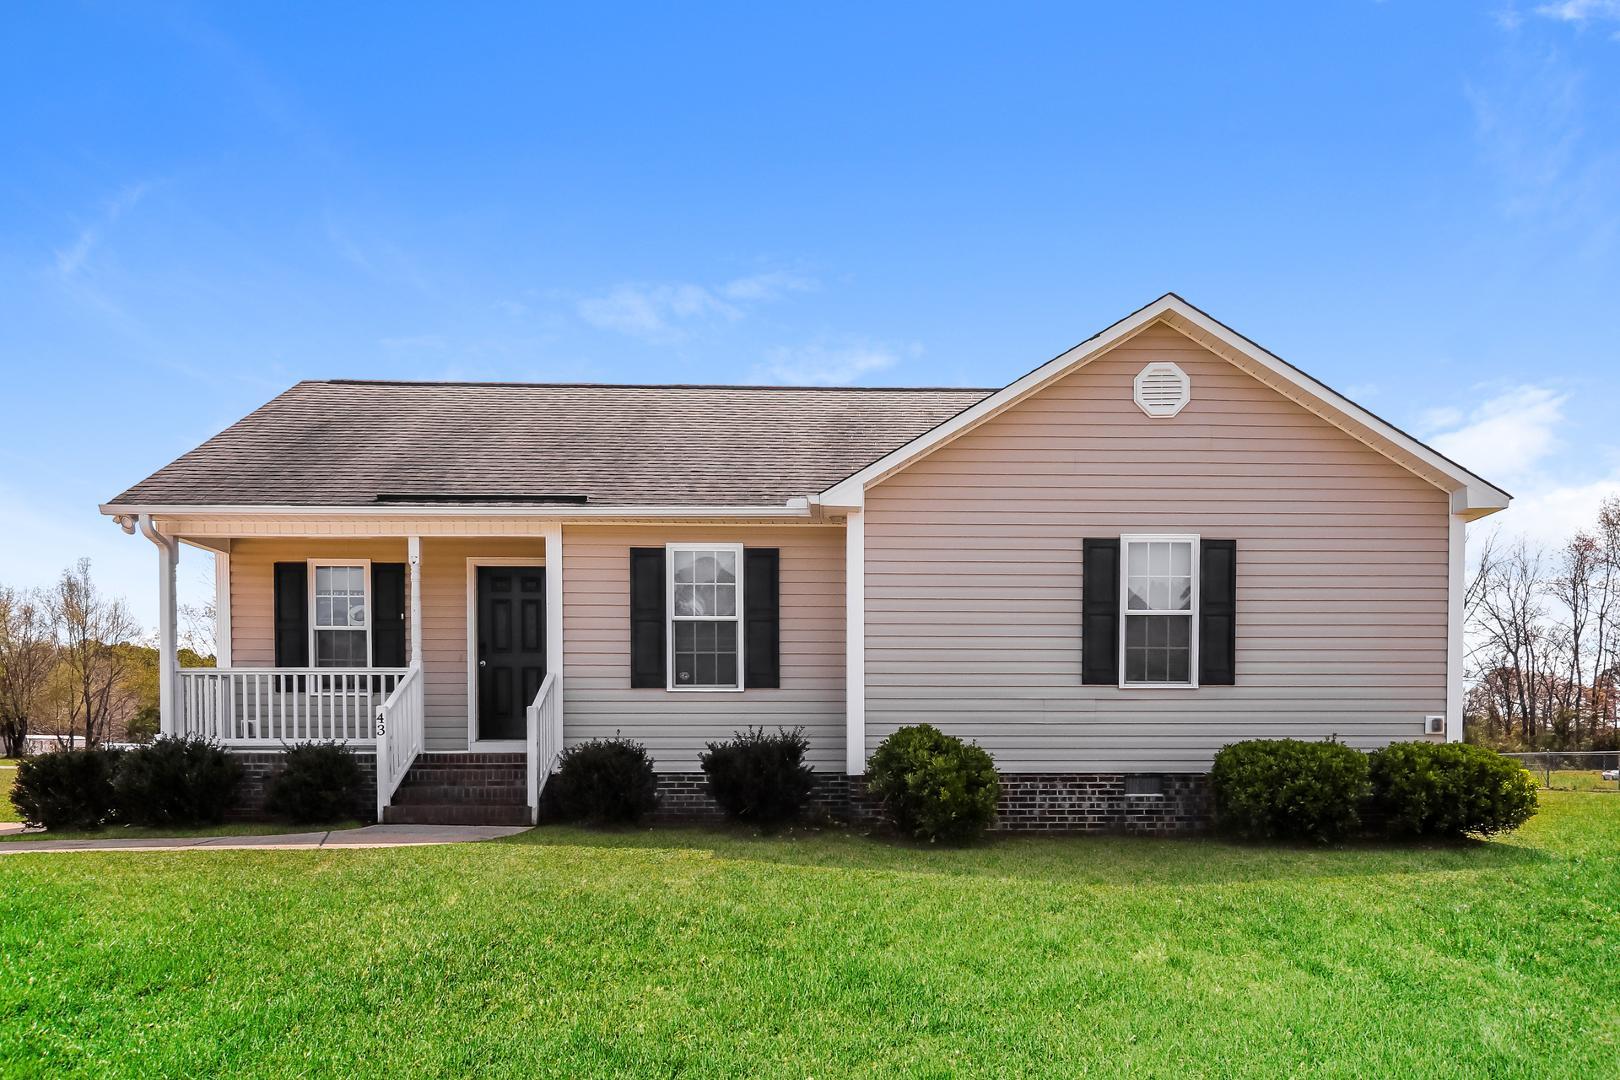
xmin=476 ymin=566 xmax=546 ymax=741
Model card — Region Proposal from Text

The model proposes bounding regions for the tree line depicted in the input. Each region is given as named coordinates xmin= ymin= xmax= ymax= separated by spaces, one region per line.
xmin=0 ymin=559 xmax=213 ymax=756
xmin=1467 ymin=497 xmax=1620 ymax=751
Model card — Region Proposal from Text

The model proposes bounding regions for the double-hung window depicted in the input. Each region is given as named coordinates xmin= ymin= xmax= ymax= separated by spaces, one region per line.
xmin=311 ymin=562 xmax=370 ymax=668
xmin=1120 ymin=535 xmax=1198 ymax=687
xmin=667 ymin=544 xmax=743 ymax=691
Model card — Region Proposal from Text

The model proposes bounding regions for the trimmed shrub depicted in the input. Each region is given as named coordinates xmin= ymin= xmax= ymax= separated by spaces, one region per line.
xmin=1211 ymin=738 xmax=1369 ymax=844
xmin=113 ymin=735 xmax=242 ymax=827
xmin=1369 ymin=741 xmax=1538 ymax=838
xmin=266 ymin=742 xmax=367 ymax=824
xmin=700 ymin=727 xmax=816 ymax=829
xmin=546 ymin=736 xmax=658 ymax=825
xmin=10 ymin=748 xmax=123 ymax=831
xmin=867 ymin=724 xmax=999 ymax=844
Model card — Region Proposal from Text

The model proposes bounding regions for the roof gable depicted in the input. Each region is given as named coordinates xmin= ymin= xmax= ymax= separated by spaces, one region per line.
xmin=816 ymin=294 xmax=1511 ymax=520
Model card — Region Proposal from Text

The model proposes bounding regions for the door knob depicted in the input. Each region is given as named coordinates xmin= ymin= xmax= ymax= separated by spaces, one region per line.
xmin=478 ymin=660 xmax=487 ymax=667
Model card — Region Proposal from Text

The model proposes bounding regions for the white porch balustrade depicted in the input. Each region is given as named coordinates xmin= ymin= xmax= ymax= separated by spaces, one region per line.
xmin=174 ymin=667 xmax=409 ymax=746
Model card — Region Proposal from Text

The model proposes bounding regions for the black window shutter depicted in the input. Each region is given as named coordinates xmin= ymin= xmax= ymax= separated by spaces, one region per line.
xmin=273 ymin=562 xmax=308 ymax=668
xmin=744 ymin=548 xmax=780 ymax=689
xmin=629 ymin=548 xmax=667 ymax=688
xmin=372 ymin=563 xmax=407 ymax=668
xmin=1081 ymin=539 xmax=1120 ymax=684
xmin=1199 ymin=540 xmax=1237 ymax=686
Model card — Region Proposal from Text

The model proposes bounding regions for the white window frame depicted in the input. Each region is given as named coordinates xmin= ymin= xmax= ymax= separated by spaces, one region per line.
xmin=1117 ymin=534 xmax=1199 ymax=689
xmin=665 ymin=542 xmax=745 ymax=693
xmin=307 ymin=558 xmax=373 ymax=669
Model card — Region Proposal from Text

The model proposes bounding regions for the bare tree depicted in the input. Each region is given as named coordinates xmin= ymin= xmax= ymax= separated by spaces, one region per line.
xmin=1469 ymin=539 xmax=1550 ymax=742
xmin=48 ymin=559 xmax=141 ymax=747
xmin=1548 ymin=533 xmax=1599 ymax=744
xmin=0 ymin=586 xmax=54 ymax=757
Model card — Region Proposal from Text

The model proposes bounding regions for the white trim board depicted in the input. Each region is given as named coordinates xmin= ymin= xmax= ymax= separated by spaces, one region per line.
xmin=464 ymin=556 xmax=548 ymax=752
xmin=816 ymin=293 xmax=1511 ymax=520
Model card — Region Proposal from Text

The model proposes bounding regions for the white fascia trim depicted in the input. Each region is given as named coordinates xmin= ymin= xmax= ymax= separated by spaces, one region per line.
xmin=1446 ymin=515 xmax=1466 ymax=742
xmin=817 ymin=294 xmax=1512 ymax=516
xmin=100 ymin=499 xmax=815 ymax=519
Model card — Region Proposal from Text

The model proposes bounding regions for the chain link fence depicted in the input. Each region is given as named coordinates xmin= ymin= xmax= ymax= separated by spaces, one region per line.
xmin=1500 ymin=751 xmax=1620 ymax=792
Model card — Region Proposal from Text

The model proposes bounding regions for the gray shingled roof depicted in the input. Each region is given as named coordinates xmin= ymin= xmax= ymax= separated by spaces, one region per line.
xmin=108 ymin=380 xmax=993 ymax=508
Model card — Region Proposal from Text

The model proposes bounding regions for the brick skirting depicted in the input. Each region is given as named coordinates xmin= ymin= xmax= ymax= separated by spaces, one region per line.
xmin=653 ymin=771 xmax=1211 ymax=834
xmin=230 ymin=750 xmax=378 ymax=821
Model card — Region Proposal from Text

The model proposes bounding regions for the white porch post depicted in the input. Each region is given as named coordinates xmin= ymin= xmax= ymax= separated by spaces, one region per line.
xmin=138 ymin=515 xmax=180 ymax=737
xmin=213 ymin=547 xmax=232 ymax=667
xmin=845 ymin=508 xmax=865 ymax=775
xmin=542 ymin=524 xmax=564 ymax=747
xmin=408 ymin=535 xmax=423 ymax=667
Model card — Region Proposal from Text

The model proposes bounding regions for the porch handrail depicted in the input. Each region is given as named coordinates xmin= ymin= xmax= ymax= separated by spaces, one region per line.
xmin=174 ymin=666 xmax=408 ymax=746
xmin=375 ymin=665 xmax=425 ymax=822
xmin=525 ymin=672 xmax=562 ymax=825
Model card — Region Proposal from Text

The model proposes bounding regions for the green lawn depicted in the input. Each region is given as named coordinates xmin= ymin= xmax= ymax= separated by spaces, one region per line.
xmin=1 ymin=793 xmax=1616 ymax=1078
xmin=1537 ymin=769 xmax=1620 ymax=793
xmin=0 ymin=820 xmax=362 ymax=842
xmin=0 ymin=766 xmax=17 ymax=824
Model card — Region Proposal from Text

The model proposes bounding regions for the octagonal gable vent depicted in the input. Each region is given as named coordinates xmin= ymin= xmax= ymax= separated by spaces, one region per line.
xmin=1133 ymin=362 xmax=1191 ymax=417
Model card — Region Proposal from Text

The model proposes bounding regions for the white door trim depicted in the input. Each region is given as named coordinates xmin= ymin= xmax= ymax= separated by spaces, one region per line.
xmin=466 ymin=556 xmax=547 ymax=752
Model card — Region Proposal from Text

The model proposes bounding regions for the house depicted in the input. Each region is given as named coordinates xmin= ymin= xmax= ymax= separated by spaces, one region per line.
xmin=101 ymin=295 xmax=1509 ymax=830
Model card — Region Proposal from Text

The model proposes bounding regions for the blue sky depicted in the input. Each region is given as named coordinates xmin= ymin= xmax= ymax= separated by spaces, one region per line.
xmin=3 ymin=2 xmax=1619 ymax=631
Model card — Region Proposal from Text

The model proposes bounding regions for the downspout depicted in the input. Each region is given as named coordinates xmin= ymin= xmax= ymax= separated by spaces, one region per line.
xmin=136 ymin=514 xmax=180 ymax=736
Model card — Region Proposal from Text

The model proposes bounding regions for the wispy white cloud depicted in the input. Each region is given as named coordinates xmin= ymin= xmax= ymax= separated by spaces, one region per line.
xmin=1427 ymin=383 xmax=1620 ymax=548
xmin=1533 ymin=0 xmax=1620 ymax=25
xmin=575 ymin=272 xmax=816 ymax=341
xmin=1426 ymin=384 xmax=1566 ymax=485
xmin=52 ymin=181 xmax=153 ymax=278
xmin=750 ymin=340 xmax=918 ymax=386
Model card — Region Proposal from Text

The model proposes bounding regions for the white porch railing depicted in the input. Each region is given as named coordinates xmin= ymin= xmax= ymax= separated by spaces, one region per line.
xmin=175 ymin=667 xmax=409 ymax=746
xmin=525 ymin=672 xmax=562 ymax=824
xmin=375 ymin=665 xmax=425 ymax=822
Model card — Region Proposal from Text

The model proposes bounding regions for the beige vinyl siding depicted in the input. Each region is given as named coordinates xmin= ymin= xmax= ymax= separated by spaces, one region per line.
xmin=562 ymin=525 xmax=845 ymax=771
xmin=228 ymin=536 xmax=547 ymax=751
xmin=862 ymin=322 xmax=1450 ymax=771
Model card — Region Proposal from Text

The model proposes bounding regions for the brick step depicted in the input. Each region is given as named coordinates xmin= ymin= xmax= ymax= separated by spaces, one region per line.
xmin=414 ymin=753 xmax=525 ymax=766
xmin=383 ymin=803 xmax=531 ymax=826
xmin=397 ymin=769 xmax=527 ymax=786
xmin=392 ymin=784 xmax=527 ymax=806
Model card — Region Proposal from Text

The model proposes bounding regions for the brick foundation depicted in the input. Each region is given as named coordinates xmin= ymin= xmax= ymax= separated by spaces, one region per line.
xmin=230 ymin=750 xmax=378 ymax=821
xmin=651 ymin=772 xmax=855 ymax=825
xmin=652 ymin=771 xmax=1211 ymax=834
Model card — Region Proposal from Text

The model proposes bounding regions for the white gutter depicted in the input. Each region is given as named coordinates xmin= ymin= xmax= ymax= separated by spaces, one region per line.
xmin=100 ymin=498 xmax=817 ymax=520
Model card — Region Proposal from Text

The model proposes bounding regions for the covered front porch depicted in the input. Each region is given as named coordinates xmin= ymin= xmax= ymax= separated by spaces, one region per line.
xmin=128 ymin=514 xmax=565 ymax=823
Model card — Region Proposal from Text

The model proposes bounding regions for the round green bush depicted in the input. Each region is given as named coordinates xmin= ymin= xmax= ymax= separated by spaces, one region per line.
xmin=1369 ymin=742 xmax=1538 ymax=838
xmin=10 ymin=748 xmax=123 ymax=831
xmin=266 ymin=741 xmax=366 ymax=824
xmin=113 ymin=735 xmax=243 ymax=827
xmin=545 ymin=736 xmax=658 ymax=825
xmin=1211 ymin=738 xmax=1369 ymax=844
xmin=867 ymin=724 xmax=999 ymax=844
xmin=700 ymin=727 xmax=817 ymax=829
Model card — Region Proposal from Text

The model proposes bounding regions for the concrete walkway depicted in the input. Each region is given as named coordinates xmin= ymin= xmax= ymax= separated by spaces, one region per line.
xmin=0 ymin=823 xmax=529 ymax=854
